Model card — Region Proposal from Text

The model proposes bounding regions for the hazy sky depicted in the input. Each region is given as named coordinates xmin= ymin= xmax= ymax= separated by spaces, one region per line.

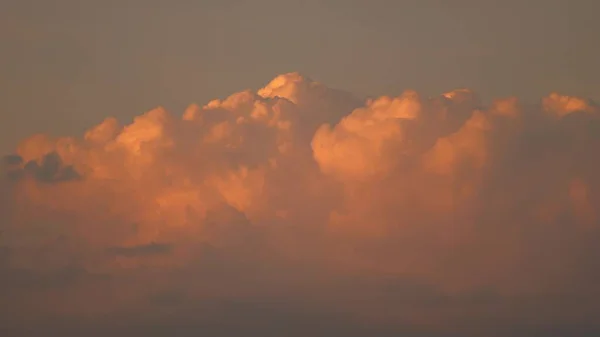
xmin=2 ymin=2 xmax=600 ymax=336
xmin=2 ymin=0 xmax=599 ymax=155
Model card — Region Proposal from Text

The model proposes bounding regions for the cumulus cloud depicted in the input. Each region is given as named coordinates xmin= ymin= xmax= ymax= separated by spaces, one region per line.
xmin=1 ymin=73 xmax=599 ymax=336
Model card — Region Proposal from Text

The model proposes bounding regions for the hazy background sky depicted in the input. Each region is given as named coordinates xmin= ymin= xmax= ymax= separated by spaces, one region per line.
xmin=2 ymin=0 xmax=599 ymax=154
xmin=3 ymin=1 xmax=600 ymax=336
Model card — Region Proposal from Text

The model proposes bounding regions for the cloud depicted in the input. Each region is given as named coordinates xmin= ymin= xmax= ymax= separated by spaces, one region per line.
xmin=1 ymin=72 xmax=600 ymax=336
xmin=106 ymin=242 xmax=173 ymax=257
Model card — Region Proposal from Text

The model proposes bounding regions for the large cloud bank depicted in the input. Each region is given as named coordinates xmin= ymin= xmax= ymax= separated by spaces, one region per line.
xmin=1 ymin=73 xmax=599 ymax=336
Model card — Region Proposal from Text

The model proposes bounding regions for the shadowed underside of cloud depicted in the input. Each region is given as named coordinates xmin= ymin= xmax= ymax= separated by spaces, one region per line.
xmin=106 ymin=242 xmax=173 ymax=257
xmin=1 ymin=72 xmax=600 ymax=336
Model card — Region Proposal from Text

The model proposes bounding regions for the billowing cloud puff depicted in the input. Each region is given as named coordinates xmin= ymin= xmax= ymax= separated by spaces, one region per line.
xmin=1 ymin=73 xmax=599 ymax=336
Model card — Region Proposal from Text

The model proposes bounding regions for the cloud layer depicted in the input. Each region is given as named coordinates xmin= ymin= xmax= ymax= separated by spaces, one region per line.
xmin=1 ymin=72 xmax=599 ymax=336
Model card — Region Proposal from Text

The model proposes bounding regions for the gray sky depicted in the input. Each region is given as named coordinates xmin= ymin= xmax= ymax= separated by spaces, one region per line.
xmin=2 ymin=0 xmax=599 ymax=154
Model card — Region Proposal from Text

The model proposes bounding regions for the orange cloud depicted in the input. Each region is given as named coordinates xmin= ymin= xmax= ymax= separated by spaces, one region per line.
xmin=1 ymin=73 xmax=599 ymax=335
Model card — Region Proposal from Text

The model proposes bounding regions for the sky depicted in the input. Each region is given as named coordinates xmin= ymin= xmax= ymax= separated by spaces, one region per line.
xmin=2 ymin=0 xmax=600 ymax=155
xmin=1 ymin=1 xmax=600 ymax=336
